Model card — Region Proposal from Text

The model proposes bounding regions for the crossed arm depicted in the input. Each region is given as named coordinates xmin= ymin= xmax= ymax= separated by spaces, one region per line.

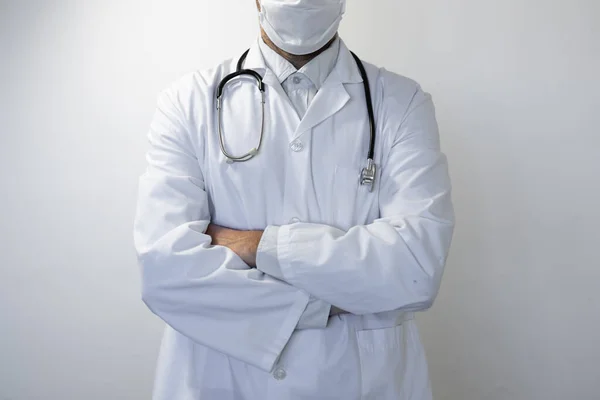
xmin=204 ymin=224 xmax=262 ymax=268
xmin=205 ymin=224 xmax=348 ymax=316
xmin=134 ymin=85 xmax=454 ymax=372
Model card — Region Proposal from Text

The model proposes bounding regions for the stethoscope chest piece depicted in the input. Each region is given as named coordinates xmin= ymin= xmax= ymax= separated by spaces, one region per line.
xmin=361 ymin=158 xmax=377 ymax=192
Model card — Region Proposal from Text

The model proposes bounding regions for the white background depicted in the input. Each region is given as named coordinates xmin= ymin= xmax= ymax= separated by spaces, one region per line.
xmin=1 ymin=0 xmax=599 ymax=399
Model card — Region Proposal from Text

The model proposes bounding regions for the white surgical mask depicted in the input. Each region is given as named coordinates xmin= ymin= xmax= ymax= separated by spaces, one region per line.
xmin=258 ymin=0 xmax=346 ymax=55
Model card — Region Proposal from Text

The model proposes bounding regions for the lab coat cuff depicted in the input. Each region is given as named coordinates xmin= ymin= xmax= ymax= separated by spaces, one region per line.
xmin=261 ymin=291 xmax=312 ymax=372
xmin=296 ymin=296 xmax=331 ymax=330
xmin=256 ymin=226 xmax=285 ymax=280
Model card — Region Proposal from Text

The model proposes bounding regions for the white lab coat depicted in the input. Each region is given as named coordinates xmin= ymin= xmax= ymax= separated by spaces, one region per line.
xmin=134 ymin=39 xmax=454 ymax=400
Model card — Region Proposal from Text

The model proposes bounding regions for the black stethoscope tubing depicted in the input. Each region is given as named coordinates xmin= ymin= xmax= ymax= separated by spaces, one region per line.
xmin=216 ymin=48 xmax=377 ymax=190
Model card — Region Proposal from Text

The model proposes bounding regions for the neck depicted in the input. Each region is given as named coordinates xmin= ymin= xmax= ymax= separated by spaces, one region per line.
xmin=260 ymin=30 xmax=337 ymax=70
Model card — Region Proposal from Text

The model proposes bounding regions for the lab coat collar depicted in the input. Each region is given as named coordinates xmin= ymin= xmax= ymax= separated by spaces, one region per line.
xmin=258 ymin=36 xmax=341 ymax=91
xmin=242 ymin=38 xmax=363 ymax=86
xmin=293 ymin=39 xmax=364 ymax=137
xmin=329 ymin=38 xmax=364 ymax=85
xmin=243 ymin=40 xmax=279 ymax=89
xmin=242 ymin=37 xmax=364 ymax=138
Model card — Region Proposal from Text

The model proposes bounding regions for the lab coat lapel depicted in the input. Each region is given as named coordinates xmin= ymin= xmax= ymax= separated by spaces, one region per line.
xmin=294 ymin=81 xmax=350 ymax=139
xmin=293 ymin=40 xmax=363 ymax=139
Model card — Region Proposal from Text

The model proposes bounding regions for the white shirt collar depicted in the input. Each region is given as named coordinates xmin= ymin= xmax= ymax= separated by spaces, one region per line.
xmin=258 ymin=37 xmax=341 ymax=90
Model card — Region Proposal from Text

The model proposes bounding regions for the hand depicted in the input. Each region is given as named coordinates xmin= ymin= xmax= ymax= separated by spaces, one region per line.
xmin=206 ymin=224 xmax=263 ymax=267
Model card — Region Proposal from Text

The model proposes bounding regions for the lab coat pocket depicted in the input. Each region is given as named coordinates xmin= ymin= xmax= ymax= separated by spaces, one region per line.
xmin=356 ymin=325 xmax=407 ymax=400
xmin=332 ymin=165 xmax=360 ymax=231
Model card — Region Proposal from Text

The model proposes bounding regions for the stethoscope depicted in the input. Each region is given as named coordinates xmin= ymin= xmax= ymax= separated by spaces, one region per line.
xmin=216 ymin=49 xmax=377 ymax=192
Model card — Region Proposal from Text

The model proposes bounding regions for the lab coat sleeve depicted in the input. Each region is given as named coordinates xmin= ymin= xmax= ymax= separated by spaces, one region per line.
xmin=256 ymin=224 xmax=331 ymax=329
xmin=134 ymin=88 xmax=328 ymax=373
xmin=256 ymin=87 xmax=455 ymax=315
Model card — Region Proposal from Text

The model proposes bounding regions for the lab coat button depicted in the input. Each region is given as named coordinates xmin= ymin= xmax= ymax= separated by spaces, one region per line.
xmin=292 ymin=76 xmax=301 ymax=84
xmin=290 ymin=140 xmax=304 ymax=152
xmin=273 ymin=367 xmax=287 ymax=381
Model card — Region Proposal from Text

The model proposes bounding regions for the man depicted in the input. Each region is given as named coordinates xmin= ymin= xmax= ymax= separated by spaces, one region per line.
xmin=134 ymin=0 xmax=454 ymax=399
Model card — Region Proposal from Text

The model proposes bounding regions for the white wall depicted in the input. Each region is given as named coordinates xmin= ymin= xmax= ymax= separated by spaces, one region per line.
xmin=1 ymin=1 xmax=598 ymax=399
